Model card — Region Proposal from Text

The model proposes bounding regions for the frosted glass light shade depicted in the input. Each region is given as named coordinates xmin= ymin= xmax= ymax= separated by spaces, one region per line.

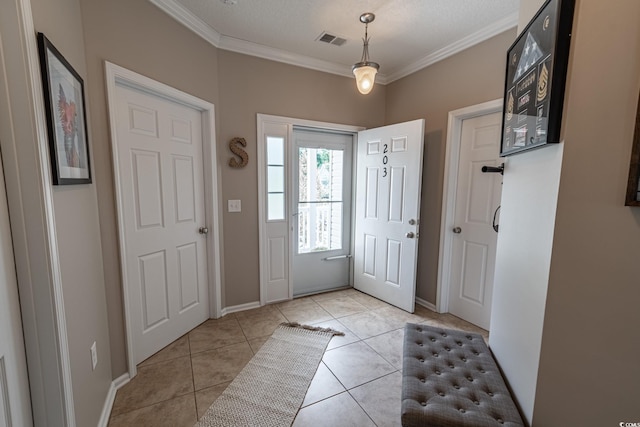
xmin=353 ymin=64 xmax=378 ymax=95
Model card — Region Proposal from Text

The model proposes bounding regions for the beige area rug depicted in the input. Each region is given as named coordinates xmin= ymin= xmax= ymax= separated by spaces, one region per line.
xmin=195 ymin=323 xmax=343 ymax=427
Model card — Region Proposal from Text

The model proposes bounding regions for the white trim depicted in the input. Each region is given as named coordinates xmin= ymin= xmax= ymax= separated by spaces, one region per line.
xmin=97 ymin=373 xmax=130 ymax=427
xmin=257 ymin=114 xmax=364 ymax=307
xmin=104 ymin=62 xmax=223 ymax=378
xmin=149 ymin=0 xmax=221 ymax=46
xmin=0 ymin=0 xmax=77 ymax=424
xmin=436 ymin=99 xmax=503 ymax=315
xmin=385 ymin=12 xmax=518 ymax=83
xmin=218 ymin=36 xmax=359 ymax=81
xmin=149 ymin=0 xmax=517 ymax=85
xmin=221 ymin=301 xmax=261 ymax=317
xmin=416 ymin=297 xmax=437 ymax=313
xmin=25 ymin=18 xmax=77 ymax=426
xmin=258 ymin=114 xmax=365 ymax=136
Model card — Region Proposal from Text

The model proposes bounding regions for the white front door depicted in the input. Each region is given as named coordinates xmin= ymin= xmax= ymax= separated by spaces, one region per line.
xmin=114 ymin=84 xmax=209 ymax=363
xmin=292 ymin=129 xmax=353 ymax=296
xmin=0 ymin=159 xmax=32 ymax=427
xmin=448 ymin=112 xmax=502 ymax=329
xmin=354 ymin=119 xmax=425 ymax=312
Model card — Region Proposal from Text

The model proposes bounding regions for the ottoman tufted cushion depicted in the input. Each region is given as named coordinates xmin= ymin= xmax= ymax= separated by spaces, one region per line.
xmin=402 ymin=323 xmax=524 ymax=427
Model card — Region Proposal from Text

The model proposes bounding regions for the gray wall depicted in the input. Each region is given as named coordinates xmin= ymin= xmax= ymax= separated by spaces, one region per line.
xmin=30 ymin=0 xmax=112 ymax=425
xmin=217 ymin=50 xmax=386 ymax=306
xmin=385 ymin=30 xmax=516 ymax=304
xmin=80 ymin=0 xmax=221 ymax=376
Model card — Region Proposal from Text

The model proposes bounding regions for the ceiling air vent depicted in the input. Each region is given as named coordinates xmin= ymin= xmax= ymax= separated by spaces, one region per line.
xmin=316 ymin=32 xmax=347 ymax=47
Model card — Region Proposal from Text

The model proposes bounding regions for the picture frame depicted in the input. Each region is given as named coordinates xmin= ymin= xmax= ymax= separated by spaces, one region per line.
xmin=37 ymin=32 xmax=91 ymax=185
xmin=500 ymin=0 xmax=575 ymax=156
xmin=625 ymin=93 xmax=640 ymax=206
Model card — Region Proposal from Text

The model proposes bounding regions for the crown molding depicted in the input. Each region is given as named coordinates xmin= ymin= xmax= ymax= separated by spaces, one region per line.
xmin=149 ymin=0 xmax=516 ymax=86
xmin=218 ymin=35 xmax=363 ymax=80
xmin=150 ymin=0 xmax=221 ymax=46
xmin=385 ymin=11 xmax=518 ymax=83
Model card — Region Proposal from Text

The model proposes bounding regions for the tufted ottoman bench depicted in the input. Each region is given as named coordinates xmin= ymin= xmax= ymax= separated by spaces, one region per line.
xmin=401 ymin=323 xmax=524 ymax=427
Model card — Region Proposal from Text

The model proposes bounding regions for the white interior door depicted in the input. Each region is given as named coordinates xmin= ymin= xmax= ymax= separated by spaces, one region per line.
xmin=448 ymin=112 xmax=502 ymax=329
xmin=354 ymin=119 xmax=425 ymax=312
xmin=114 ymin=84 xmax=209 ymax=363
xmin=0 ymin=158 xmax=32 ymax=427
xmin=292 ymin=129 xmax=353 ymax=296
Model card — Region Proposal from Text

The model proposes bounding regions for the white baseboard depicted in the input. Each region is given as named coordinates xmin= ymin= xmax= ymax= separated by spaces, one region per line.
xmin=221 ymin=301 xmax=261 ymax=317
xmin=416 ymin=297 xmax=437 ymax=312
xmin=98 ymin=373 xmax=130 ymax=427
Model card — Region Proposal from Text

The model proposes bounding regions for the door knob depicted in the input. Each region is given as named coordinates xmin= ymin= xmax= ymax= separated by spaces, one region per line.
xmin=452 ymin=227 xmax=462 ymax=234
xmin=199 ymin=227 xmax=209 ymax=235
xmin=406 ymin=232 xmax=415 ymax=238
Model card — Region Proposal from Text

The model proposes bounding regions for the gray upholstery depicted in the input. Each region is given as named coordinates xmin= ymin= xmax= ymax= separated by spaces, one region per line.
xmin=401 ymin=323 xmax=524 ymax=427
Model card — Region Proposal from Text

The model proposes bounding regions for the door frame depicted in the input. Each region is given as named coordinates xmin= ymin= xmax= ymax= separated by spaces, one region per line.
xmin=436 ymin=98 xmax=502 ymax=314
xmin=105 ymin=62 xmax=223 ymax=377
xmin=0 ymin=0 xmax=76 ymax=424
xmin=257 ymin=114 xmax=363 ymax=305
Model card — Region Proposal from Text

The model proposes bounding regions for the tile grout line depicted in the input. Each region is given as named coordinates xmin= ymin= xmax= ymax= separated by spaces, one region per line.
xmin=187 ymin=331 xmax=199 ymax=420
xmin=113 ymin=289 xmax=486 ymax=425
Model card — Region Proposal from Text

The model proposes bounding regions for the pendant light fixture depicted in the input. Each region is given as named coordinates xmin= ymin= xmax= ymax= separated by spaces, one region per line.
xmin=352 ymin=12 xmax=379 ymax=95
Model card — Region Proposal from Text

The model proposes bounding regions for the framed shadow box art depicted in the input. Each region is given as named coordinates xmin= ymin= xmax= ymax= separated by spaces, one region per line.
xmin=37 ymin=32 xmax=92 ymax=185
xmin=500 ymin=0 xmax=576 ymax=156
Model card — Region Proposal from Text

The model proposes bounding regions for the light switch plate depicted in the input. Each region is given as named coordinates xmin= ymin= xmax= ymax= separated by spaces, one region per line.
xmin=228 ymin=199 xmax=241 ymax=212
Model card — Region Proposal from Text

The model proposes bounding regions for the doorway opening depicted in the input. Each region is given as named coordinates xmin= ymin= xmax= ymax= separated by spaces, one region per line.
xmin=292 ymin=129 xmax=354 ymax=297
xmin=437 ymin=99 xmax=503 ymax=330
xmin=257 ymin=115 xmax=363 ymax=305
xmin=258 ymin=115 xmax=425 ymax=315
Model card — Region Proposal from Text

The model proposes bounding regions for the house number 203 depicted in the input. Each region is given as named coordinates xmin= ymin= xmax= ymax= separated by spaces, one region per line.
xmin=382 ymin=143 xmax=389 ymax=177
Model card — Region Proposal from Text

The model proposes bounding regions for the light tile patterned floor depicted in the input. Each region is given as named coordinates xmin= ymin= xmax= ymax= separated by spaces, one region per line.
xmin=108 ymin=289 xmax=488 ymax=426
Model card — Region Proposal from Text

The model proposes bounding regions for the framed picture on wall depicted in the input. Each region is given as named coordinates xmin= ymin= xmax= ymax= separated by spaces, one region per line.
xmin=37 ymin=32 xmax=92 ymax=185
xmin=625 ymin=93 xmax=640 ymax=206
xmin=500 ymin=0 xmax=576 ymax=156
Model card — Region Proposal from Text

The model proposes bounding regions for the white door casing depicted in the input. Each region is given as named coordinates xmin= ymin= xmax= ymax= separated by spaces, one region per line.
xmin=257 ymin=115 xmax=363 ymax=305
xmin=354 ymin=119 xmax=425 ymax=313
xmin=438 ymin=100 xmax=503 ymax=330
xmin=0 ymin=0 xmax=75 ymax=423
xmin=106 ymin=63 xmax=222 ymax=374
xmin=0 ymin=154 xmax=33 ymax=427
xmin=292 ymin=129 xmax=353 ymax=296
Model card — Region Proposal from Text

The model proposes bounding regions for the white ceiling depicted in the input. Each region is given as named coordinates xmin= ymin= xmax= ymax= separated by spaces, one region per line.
xmin=150 ymin=0 xmax=520 ymax=84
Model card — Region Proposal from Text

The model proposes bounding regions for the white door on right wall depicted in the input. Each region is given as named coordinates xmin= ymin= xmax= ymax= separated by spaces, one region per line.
xmin=354 ymin=119 xmax=425 ymax=313
xmin=448 ymin=112 xmax=502 ymax=330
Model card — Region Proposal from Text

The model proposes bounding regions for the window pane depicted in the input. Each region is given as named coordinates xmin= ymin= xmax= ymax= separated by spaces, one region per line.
xmin=298 ymin=148 xmax=309 ymax=202
xmin=298 ymin=148 xmax=343 ymax=202
xmin=267 ymin=136 xmax=284 ymax=165
xmin=268 ymin=193 xmax=285 ymax=220
xmin=297 ymin=146 xmax=345 ymax=253
xmin=298 ymin=201 xmax=342 ymax=253
xmin=268 ymin=165 xmax=284 ymax=193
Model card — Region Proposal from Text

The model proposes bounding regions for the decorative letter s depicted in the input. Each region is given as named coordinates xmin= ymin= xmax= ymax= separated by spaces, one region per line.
xmin=228 ymin=137 xmax=248 ymax=168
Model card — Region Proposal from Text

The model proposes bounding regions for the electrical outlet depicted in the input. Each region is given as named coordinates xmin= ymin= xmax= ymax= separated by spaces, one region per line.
xmin=90 ymin=342 xmax=97 ymax=371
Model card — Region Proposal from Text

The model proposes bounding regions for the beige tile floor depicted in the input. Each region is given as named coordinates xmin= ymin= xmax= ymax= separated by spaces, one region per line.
xmin=108 ymin=288 xmax=488 ymax=427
